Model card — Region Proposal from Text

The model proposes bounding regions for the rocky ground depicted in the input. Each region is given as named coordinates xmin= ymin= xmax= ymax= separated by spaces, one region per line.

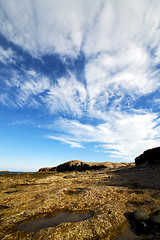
xmin=0 ymin=162 xmax=160 ymax=240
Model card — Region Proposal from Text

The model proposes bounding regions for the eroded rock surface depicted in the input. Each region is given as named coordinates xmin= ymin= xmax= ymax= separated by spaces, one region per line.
xmin=39 ymin=160 xmax=133 ymax=172
xmin=0 ymin=163 xmax=160 ymax=240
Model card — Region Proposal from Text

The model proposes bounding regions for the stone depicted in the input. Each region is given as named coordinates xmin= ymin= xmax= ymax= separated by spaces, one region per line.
xmin=132 ymin=210 xmax=149 ymax=221
xmin=56 ymin=160 xmax=107 ymax=172
xmin=155 ymin=210 xmax=160 ymax=215
xmin=38 ymin=167 xmax=52 ymax=172
xmin=149 ymin=215 xmax=160 ymax=234
xmin=38 ymin=160 xmax=133 ymax=172
xmin=149 ymin=215 xmax=160 ymax=224
xmin=135 ymin=147 xmax=160 ymax=166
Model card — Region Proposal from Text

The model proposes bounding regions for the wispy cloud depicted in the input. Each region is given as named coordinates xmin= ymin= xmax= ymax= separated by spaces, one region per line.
xmin=0 ymin=0 xmax=160 ymax=162
xmin=47 ymin=135 xmax=84 ymax=148
xmin=0 ymin=0 xmax=102 ymax=57
xmin=43 ymin=72 xmax=87 ymax=116
xmin=0 ymin=46 xmax=15 ymax=64
xmin=48 ymin=111 xmax=160 ymax=160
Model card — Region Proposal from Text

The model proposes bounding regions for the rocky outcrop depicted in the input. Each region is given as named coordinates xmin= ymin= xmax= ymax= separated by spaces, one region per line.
xmin=38 ymin=160 xmax=133 ymax=172
xmin=39 ymin=168 xmax=52 ymax=172
xmin=135 ymin=147 xmax=160 ymax=166
xmin=38 ymin=167 xmax=56 ymax=172
xmin=56 ymin=160 xmax=107 ymax=172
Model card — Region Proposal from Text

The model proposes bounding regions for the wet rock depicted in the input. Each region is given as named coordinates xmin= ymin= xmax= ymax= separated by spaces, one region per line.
xmin=149 ymin=215 xmax=160 ymax=224
xmin=149 ymin=215 xmax=160 ymax=234
xmin=154 ymin=210 xmax=160 ymax=215
xmin=132 ymin=210 xmax=149 ymax=221
xmin=125 ymin=210 xmax=160 ymax=237
xmin=125 ymin=210 xmax=150 ymax=235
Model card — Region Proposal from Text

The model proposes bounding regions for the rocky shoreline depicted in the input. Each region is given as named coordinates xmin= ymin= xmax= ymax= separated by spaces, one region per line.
xmin=38 ymin=160 xmax=133 ymax=172
xmin=0 ymin=147 xmax=160 ymax=239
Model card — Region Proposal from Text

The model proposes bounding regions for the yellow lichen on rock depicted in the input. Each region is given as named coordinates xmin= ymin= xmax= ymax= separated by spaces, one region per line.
xmin=0 ymin=165 xmax=160 ymax=239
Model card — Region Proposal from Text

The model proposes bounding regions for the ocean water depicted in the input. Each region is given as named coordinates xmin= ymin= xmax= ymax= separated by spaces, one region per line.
xmin=0 ymin=171 xmax=33 ymax=174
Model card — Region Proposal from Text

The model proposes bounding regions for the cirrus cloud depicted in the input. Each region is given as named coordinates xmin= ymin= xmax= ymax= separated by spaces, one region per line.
xmin=0 ymin=0 xmax=160 ymax=162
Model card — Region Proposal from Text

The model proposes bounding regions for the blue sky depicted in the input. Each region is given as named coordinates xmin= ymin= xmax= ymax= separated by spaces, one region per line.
xmin=0 ymin=0 xmax=160 ymax=171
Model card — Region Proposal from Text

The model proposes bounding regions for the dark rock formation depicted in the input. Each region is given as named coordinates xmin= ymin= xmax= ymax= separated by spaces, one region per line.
xmin=56 ymin=160 xmax=106 ymax=172
xmin=49 ymin=167 xmax=57 ymax=171
xmin=38 ymin=167 xmax=53 ymax=172
xmin=135 ymin=147 xmax=160 ymax=166
xmin=38 ymin=160 xmax=133 ymax=172
xmin=125 ymin=209 xmax=160 ymax=237
xmin=149 ymin=215 xmax=160 ymax=234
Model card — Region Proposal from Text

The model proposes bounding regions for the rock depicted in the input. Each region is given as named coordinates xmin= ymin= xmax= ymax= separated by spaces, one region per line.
xmin=38 ymin=167 xmax=56 ymax=172
xmin=149 ymin=215 xmax=160 ymax=234
xmin=126 ymin=210 xmax=160 ymax=236
xmin=129 ymin=210 xmax=149 ymax=234
xmin=135 ymin=147 xmax=160 ymax=166
xmin=132 ymin=210 xmax=149 ymax=221
xmin=38 ymin=167 xmax=53 ymax=172
xmin=149 ymin=215 xmax=160 ymax=224
xmin=38 ymin=160 xmax=134 ymax=172
xmin=155 ymin=210 xmax=160 ymax=215
xmin=49 ymin=167 xmax=57 ymax=171
xmin=56 ymin=160 xmax=107 ymax=172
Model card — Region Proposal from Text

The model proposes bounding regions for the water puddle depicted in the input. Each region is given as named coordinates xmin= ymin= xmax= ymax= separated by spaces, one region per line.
xmin=15 ymin=211 xmax=94 ymax=232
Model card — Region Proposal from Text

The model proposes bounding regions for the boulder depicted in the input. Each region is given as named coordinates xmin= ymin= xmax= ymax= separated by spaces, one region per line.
xmin=135 ymin=147 xmax=160 ymax=166
xmin=126 ymin=209 xmax=160 ymax=236
xmin=132 ymin=210 xmax=149 ymax=221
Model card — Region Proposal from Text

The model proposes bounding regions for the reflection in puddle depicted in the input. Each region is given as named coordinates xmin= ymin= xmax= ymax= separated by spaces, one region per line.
xmin=76 ymin=188 xmax=81 ymax=192
xmin=16 ymin=211 xmax=94 ymax=232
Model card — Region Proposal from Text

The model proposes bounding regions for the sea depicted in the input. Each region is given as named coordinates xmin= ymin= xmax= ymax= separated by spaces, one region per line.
xmin=0 ymin=171 xmax=33 ymax=174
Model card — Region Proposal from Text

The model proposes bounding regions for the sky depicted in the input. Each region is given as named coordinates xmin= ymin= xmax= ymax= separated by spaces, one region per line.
xmin=0 ymin=0 xmax=160 ymax=171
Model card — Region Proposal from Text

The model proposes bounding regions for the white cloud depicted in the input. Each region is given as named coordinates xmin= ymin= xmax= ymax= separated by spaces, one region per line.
xmin=1 ymin=0 xmax=160 ymax=111
xmin=85 ymin=41 xmax=160 ymax=112
xmin=48 ymin=111 xmax=160 ymax=161
xmin=0 ymin=46 xmax=15 ymax=64
xmin=0 ymin=0 xmax=160 ymax=162
xmin=0 ymin=68 xmax=51 ymax=107
xmin=83 ymin=0 xmax=160 ymax=56
xmin=43 ymin=72 xmax=87 ymax=116
xmin=0 ymin=0 xmax=160 ymax=62
xmin=47 ymin=135 xmax=84 ymax=148
xmin=0 ymin=0 xmax=101 ymax=57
